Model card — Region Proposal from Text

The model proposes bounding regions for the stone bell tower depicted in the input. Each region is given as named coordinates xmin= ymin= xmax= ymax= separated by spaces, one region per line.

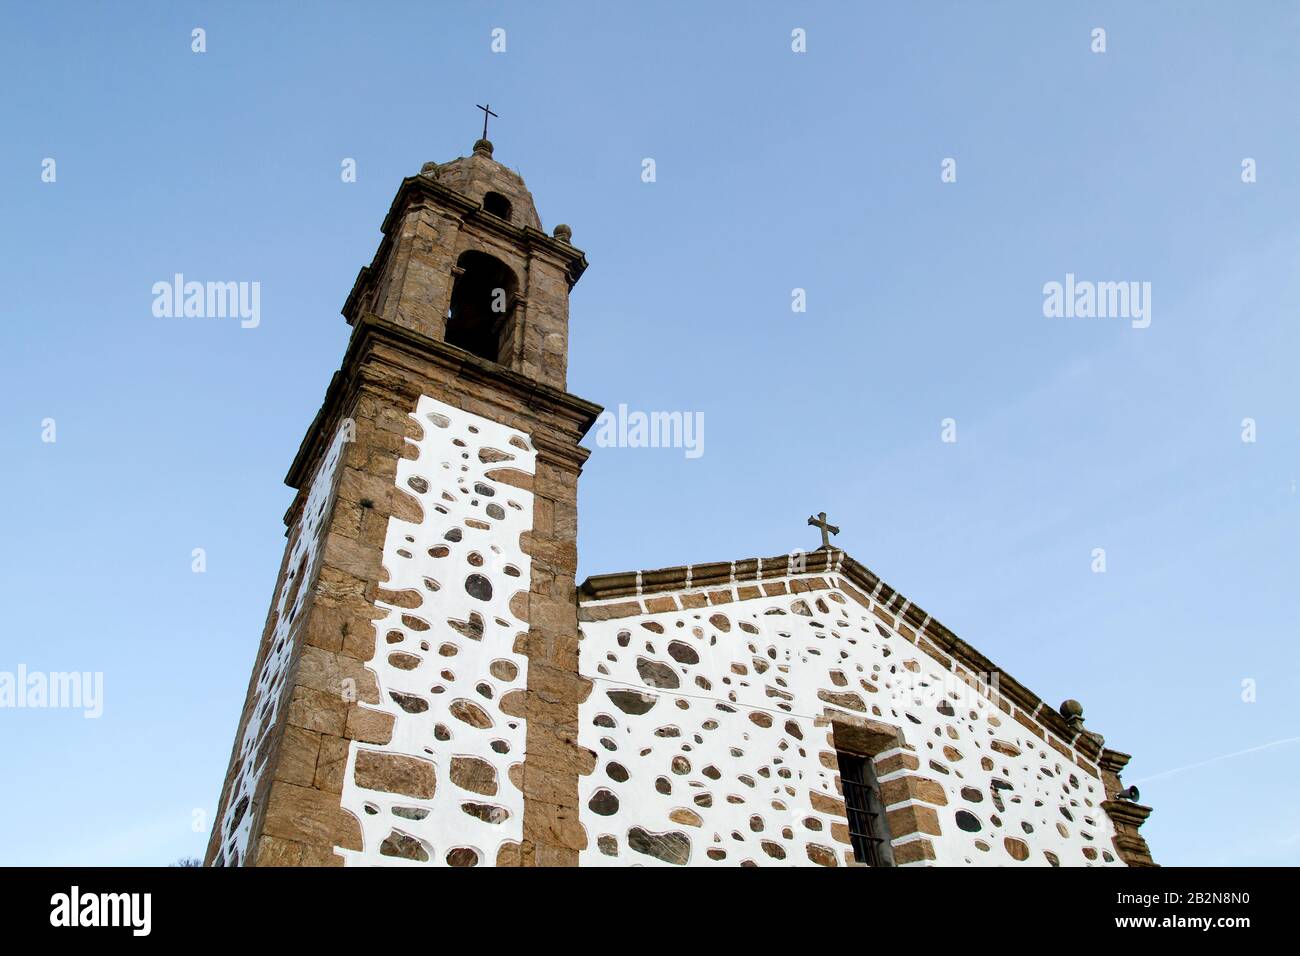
xmin=205 ymin=134 xmax=603 ymax=867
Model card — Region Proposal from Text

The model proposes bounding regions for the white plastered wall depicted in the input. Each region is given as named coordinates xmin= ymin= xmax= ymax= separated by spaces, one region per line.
xmin=577 ymin=576 xmax=1121 ymax=867
xmin=337 ymin=395 xmax=535 ymax=866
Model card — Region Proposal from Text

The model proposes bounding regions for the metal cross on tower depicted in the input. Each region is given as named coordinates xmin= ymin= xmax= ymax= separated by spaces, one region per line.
xmin=476 ymin=103 xmax=498 ymax=140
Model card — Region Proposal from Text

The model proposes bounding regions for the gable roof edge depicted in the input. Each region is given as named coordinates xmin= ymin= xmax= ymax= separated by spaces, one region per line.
xmin=577 ymin=547 xmax=1107 ymax=766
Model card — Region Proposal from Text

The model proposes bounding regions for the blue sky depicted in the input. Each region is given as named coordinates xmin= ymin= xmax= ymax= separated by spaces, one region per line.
xmin=2 ymin=1 xmax=1297 ymax=866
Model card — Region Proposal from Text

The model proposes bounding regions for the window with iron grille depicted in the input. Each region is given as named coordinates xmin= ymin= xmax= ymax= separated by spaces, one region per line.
xmin=836 ymin=750 xmax=894 ymax=866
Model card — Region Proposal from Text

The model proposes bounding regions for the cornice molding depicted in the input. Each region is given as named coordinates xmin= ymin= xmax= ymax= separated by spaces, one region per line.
xmin=285 ymin=312 xmax=602 ymax=490
xmin=1101 ymin=798 xmax=1153 ymax=828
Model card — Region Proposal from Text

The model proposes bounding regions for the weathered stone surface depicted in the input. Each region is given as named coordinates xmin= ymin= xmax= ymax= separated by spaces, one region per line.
xmin=607 ymin=688 xmax=656 ymax=715
xmin=446 ymin=847 xmax=479 ymax=867
xmin=449 ymin=755 xmax=498 ymax=796
xmin=484 ymin=467 xmax=533 ymax=492
xmin=886 ymin=804 xmax=942 ymax=838
xmin=806 ymin=843 xmax=838 ymax=867
xmin=254 ymin=835 xmax=305 ymax=867
xmin=314 ymin=734 xmax=350 ymax=794
xmin=464 ymin=573 xmax=493 ymax=601
xmin=809 ymin=791 xmax=846 ymax=816
xmin=817 ymin=689 xmax=867 ymax=712
xmin=498 ymin=689 xmax=528 ymax=718
xmin=353 ymin=750 xmax=436 ymax=798
xmin=286 ymin=685 xmax=348 ymax=736
xmin=379 ymin=830 xmax=428 ymax=862
xmin=296 ymin=645 xmax=380 ymax=704
xmin=1004 ymin=836 xmax=1030 ymax=861
xmin=275 ymin=725 xmax=321 ymax=787
xmin=893 ymin=838 xmax=937 ymax=865
xmin=449 ymin=699 xmax=494 ymax=728
xmin=587 ymin=788 xmax=619 ymax=816
xmin=489 ymin=659 xmax=519 ymax=681
xmin=666 ymin=641 xmax=699 ymax=665
xmin=461 ymin=802 xmax=510 ymax=824
xmin=627 ymin=826 xmax=690 ymax=865
xmin=389 ymin=691 xmax=428 ymax=714
xmin=345 ymin=705 xmax=395 ymax=745
xmin=262 ymin=781 xmax=363 ymax=851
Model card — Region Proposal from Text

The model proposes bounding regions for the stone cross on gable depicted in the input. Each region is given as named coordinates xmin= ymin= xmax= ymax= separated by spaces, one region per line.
xmin=807 ymin=511 xmax=840 ymax=550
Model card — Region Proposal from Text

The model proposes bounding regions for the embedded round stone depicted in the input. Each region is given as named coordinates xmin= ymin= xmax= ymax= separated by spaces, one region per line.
xmin=636 ymin=657 xmax=679 ymax=689
xmin=449 ymin=699 xmax=493 ymax=728
xmin=627 ymin=827 xmax=690 ymax=865
xmin=389 ymin=691 xmax=428 ymax=714
xmin=1004 ymin=837 xmax=1030 ymax=861
xmin=489 ymin=659 xmax=518 ymax=681
xmin=669 ymin=808 xmax=702 ymax=827
xmin=607 ymin=689 xmax=656 ymax=715
xmin=588 ymin=788 xmax=620 ymax=816
xmin=379 ymin=831 xmax=428 ymax=861
xmin=667 ymin=641 xmax=699 ymax=665
xmin=465 ymin=574 xmax=493 ymax=601
xmin=446 ymin=847 xmax=479 ymax=867
xmin=462 ymin=802 xmax=509 ymax=824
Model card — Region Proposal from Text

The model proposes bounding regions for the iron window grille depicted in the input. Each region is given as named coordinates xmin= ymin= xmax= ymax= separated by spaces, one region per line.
xmin=836 ymin=750 xmax=895 ymax=867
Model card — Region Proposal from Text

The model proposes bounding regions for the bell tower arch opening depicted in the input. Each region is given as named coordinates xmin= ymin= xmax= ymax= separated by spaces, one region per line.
xmin=341 ymin=134 xmax=588 ymax=389
xmin=445 ymin=250 xmax=518 ymax=364
xmin=482 ymin=191 xmax=512 ymax=221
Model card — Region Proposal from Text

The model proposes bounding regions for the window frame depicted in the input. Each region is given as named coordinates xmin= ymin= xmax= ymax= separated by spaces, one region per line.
xmin=836 ymin=749 xmax=895 ymax=867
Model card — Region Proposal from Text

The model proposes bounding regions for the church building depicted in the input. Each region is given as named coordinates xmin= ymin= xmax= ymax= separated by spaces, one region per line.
xmin=204 ymin=133 xmax=1156 ymax=868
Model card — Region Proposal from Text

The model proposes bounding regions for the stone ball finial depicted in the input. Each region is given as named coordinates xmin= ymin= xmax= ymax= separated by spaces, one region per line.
xmin=1059 ymin=699 xmax=1085 ymax=730
xmin=473 ymin=138 xmax=494 ymax=157
xmin=553 ymin=223 xmax=572 ymax=244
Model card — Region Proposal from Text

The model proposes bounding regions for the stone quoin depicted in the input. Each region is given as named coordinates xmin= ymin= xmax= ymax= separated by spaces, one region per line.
xmin=204 ymin=135 xmax=1155 ymax=868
